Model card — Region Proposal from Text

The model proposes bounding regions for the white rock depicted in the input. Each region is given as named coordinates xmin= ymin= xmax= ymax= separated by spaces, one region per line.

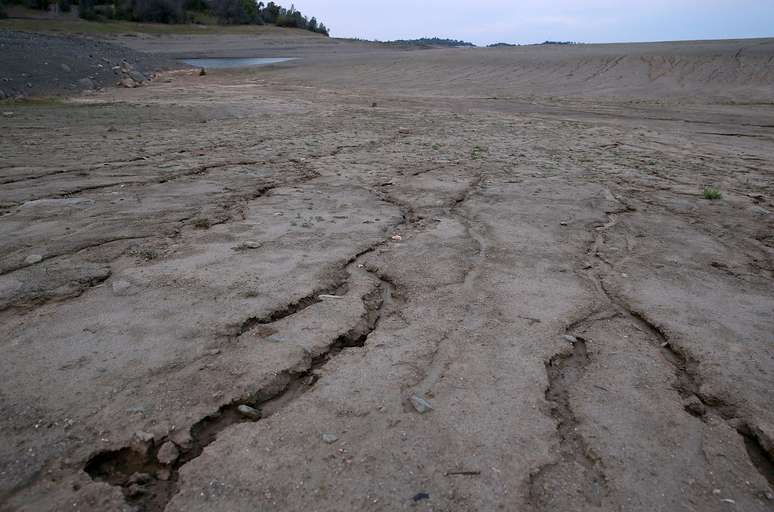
xmin=410 ymin=395 xmax=433 ymax=414
xmin=321 ymin=433 xmax=338 ymax=444
xmin=156 ymin=441 xmax=179 ymax=465
xmin=25 ymin=254 xmax=43 ymax=265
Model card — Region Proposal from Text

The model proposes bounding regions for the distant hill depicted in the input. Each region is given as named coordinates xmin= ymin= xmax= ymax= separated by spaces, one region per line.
xmin=385 ymin=37 xmax=475 ymax=48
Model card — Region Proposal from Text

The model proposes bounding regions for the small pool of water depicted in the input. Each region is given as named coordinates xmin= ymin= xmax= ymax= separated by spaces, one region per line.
xmin=180 ymin=57 xmax=296 ymax=69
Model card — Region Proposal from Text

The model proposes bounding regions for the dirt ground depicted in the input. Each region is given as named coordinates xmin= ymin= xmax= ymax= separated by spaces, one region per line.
xmin=0 ymin=33 xmax=773 ymax=512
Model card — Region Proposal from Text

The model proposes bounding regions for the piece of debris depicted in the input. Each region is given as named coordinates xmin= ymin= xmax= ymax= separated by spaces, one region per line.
xmin=24 ymin=254 xmax=43 ymax=265
xmin=445 ymin=470 xmax=481 ymax=476
xmin=199 ymin=68 xmax=207 ymax=76
xmin=721 ymin=498 xmax=736 ymax=504
xmin=398 ymin=127 xmax=411 ymax=134
xmin=391 ymin=234 xmax=403 ymax=241
xmin=413 ymin=492 xmax=430 ymax=502
xmin=233 ymin=241 xmax=262 ymax=251
xmin=237 ymin=404 xmax=261 ymax=421
xmin=319 ymin=294 xmax=344 ymax=300
xmin=371 ymin=102 xmax=377 ymax=108
xmin=409 ymin=394 xmax=433 ymax=414
xmin=560 ymin=221 xmax=568 ymax=226
xmin=321 ymin=433 xmax=338 ymax=444
xmin=562 ymin=334 xmax=578 ymax=344
xmin=156 ymin=441 xmax=179 ymax=465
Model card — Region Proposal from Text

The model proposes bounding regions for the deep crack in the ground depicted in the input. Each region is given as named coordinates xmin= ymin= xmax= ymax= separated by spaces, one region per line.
xmin=83 ymin=266 xmax=392 ymax=512
xmin=529 ymin=337 xmax=610 ymax=510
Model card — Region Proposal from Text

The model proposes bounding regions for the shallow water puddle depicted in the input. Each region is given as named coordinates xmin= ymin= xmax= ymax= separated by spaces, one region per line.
xmin=180 ymin=57 xmax=297 ymax=69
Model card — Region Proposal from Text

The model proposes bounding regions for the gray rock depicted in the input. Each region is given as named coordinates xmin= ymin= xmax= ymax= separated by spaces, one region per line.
xmin=237 ymin=404 xmax=261 ymax=421
xmin=24 ymin=254 xmax=43 ymax=265
xmin=156 ymin=441 xmax=180 ymax=465
xmin=118 ymin=77 xmax=139 ymax=89
xmin=321 ymin=433 xmax=339 ymax=444
xmin=409 ymin=394 xmax=433 ymax=414
xmin=684 ymin=396 xmax=706 ymax=417
xmin=77 ymin=78 xmax=95 ymax=90
xmin=127 ymin=69 xmax=147 ymax=83
xmin=562 ymin=334 xmax=578 ymax=344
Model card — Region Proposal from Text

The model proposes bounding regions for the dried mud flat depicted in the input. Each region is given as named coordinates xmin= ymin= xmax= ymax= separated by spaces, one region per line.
xmin=0 ymin=35 xmax=773 ymax=512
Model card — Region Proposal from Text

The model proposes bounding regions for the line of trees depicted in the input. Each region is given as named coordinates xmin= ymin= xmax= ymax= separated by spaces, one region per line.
xmin=3 ymin=0 xmax=329 ymax=34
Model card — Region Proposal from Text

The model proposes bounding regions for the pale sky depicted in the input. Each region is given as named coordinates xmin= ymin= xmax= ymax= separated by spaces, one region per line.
xmin=289 ymin=0 xmax=774 ymax=46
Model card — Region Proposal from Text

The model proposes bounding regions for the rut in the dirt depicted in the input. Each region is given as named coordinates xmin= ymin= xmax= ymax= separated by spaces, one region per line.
xmin=529 ymin=336 xmax=609 ymax=509
xmin=84 ymin=280 xmax=390 ymax=512
xmin=587 ymin=202 xmax=774 ymax=490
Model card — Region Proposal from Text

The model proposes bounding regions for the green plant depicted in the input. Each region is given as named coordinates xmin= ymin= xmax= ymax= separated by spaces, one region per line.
xmin=703 ymin=187 xmax=722 ymax=200
xmin=192 ymin=217 xmax=211 ymax=229
xmin=471 ymin=145 xmax=487 ymax=160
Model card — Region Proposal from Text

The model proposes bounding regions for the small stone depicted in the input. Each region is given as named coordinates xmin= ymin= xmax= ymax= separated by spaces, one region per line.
xmin=398 ymin=127 xmax=410 ymax=134
xmin=156 ymin=441 xmax=179 ymax=465
xmin=157 ymin=468 xmax=172 ymax=481
xmin=319 ymin=294 xmax=344 ymax=300
xmin=720 ymin=499 xmax=735 ymax=504
xmin=713 ymin=488 xmax=721 ymax=495
xmin=684 ymin=396 xmax=706 ymax=417
xmin=237 ymin=404 xmax=261 ymax=421
xmin=199 ymin=68 xmax=207 ymax=76
xmin=750 ymin=205 xmax=770 ymax=215
xmin=764 ymin=491 xmax=773 ymax=500
xmin=321 ymin=433 xmax=338 ymax=444
xmin=133 ymin=431 xmax=154 ymax=444
xmin=61 ymin=63 xmax=71 ymax=72
xmin=2 ymin=112 xmax=13 ymax=117
xmin=25 ymin=254 xmax=43 ymax=265
xmin=77 ymin=78 xmax=95 ymax=90
xmin=118 ymin=77 xmax=139 ymax=88
xmin=409 ymin=395 xmax=433 ymax=414
xmin=562 ymin=334 xmax=577 ymax=344
xmin=560 ymin=221 xmax=568 ymax=226
xmin=391 ymin=234 xmax=402 ymax=241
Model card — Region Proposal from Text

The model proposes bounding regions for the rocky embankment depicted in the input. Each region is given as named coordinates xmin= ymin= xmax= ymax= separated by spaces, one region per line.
xmin=0 ymin=29 xmax=180 ymax=99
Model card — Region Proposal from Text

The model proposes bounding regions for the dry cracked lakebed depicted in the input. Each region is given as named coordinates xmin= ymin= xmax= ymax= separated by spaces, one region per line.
xmin=0 ymin=36 xmax=773 ymax=512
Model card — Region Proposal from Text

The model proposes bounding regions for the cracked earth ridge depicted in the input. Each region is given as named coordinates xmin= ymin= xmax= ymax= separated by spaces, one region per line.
xmin=84 ymin=260 xmax=394 ymax=512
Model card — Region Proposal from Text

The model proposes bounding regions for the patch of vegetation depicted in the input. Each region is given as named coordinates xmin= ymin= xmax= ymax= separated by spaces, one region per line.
xmin=541 ymin=41 xmax=578 ymax=45
xmin=703 ymin=187 xmax=722 ymax=200
xmin=488 ymin=42 xmax=518 ymax=48
xmin=471 ymin=145 xmax=487 ymax=160
xmin=385 ymin=37 xmax=475 ymax=48
xmin=2 ymin=0 xmax=329 ymax=33
xmin=192 ymin=217 xmax=211 ymax=229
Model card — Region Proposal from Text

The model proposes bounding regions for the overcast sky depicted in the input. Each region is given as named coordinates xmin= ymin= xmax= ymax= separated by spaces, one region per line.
xmin=289 ymin=0 xmax=774 ymax=46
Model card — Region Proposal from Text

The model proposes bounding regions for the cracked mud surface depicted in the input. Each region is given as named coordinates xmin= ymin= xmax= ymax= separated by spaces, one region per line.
xmin=1 ymin=36 xmax=773 ymax=511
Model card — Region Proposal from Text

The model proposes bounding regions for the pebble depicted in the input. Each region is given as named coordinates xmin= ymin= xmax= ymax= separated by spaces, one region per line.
xmin=25 ymin=254 xmax=43 ymax=265
xmin=409 ymin=395 xmax=433 ymax=414
xmin=319 ymin=294 xmax=344 ymax=300
xmin=684 ymin=396 xmax=706 ymax=417
xmin=321 ymin=433 xmax=338 ymax=444
xmin=237 ymin=404 xmax=261 ymax=421
xmin=562 ymin=334 xmax=578 ymax=344
xmin=156 ymin=441 xmax=180 ymax=465
xmin=391 ymin=234 xmax=403 ymax=241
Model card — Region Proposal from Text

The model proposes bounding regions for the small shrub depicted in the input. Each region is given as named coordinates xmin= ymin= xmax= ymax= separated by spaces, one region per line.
xmin=192 ymin=217 xmax=210 ymax=229
xmin=471 ymin=145 xmax=487 ymax=160
xmin=703 ymin=187 xmax=722 ymax=200
xmin=78 ymin=0 xmax=97 ymax=19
